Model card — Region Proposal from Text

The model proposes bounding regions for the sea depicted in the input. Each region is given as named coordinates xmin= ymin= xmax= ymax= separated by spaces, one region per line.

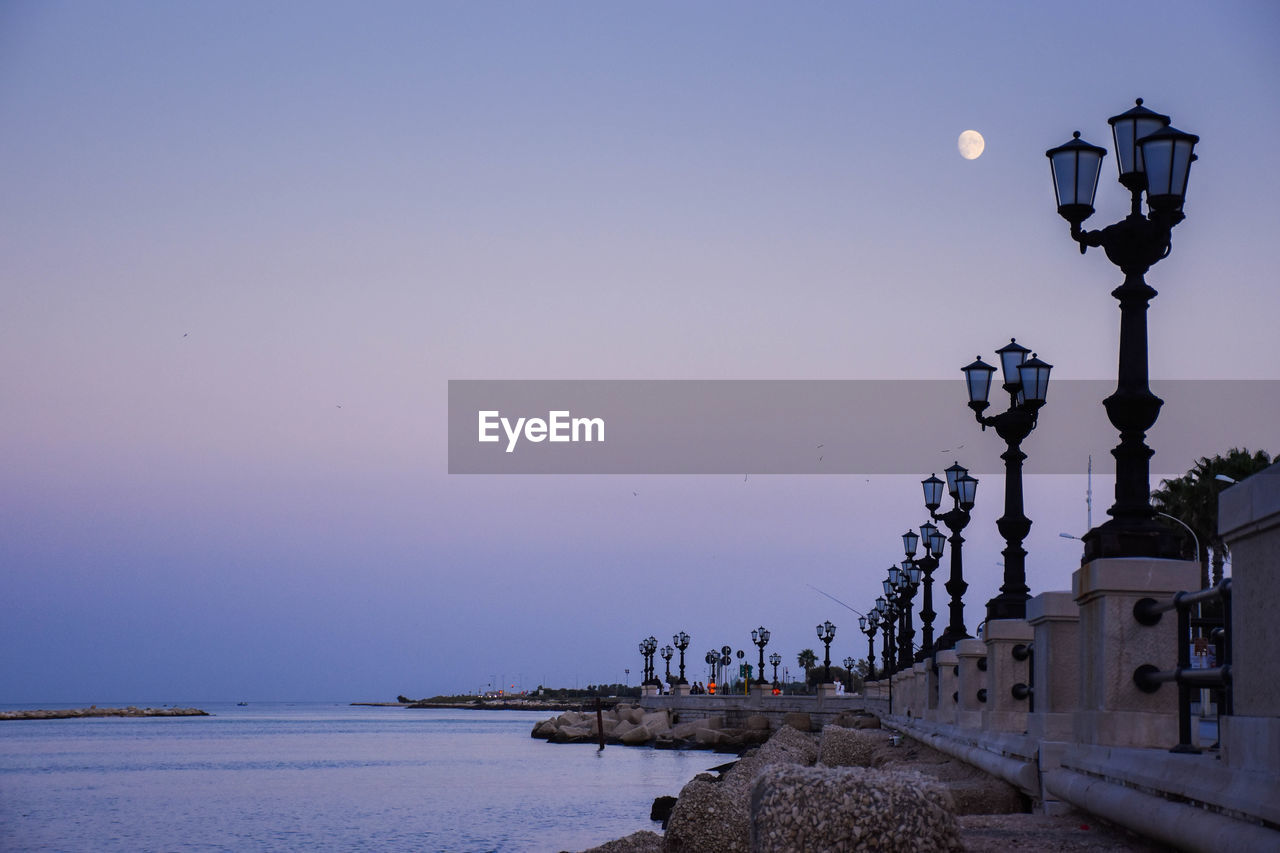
xmin=0 ymin=701 xmax=720 ymax=852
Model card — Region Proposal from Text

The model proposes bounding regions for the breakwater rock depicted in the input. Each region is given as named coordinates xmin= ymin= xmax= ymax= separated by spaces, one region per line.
xmin=533 ymin=703 xmax=879 ymax=751
xmin=0 ymin=706 xmax=209 ymax=721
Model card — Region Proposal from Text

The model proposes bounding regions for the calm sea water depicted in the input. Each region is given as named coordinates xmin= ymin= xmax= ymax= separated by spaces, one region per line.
xmin=0 ymin=702 xmax=717 ymax=852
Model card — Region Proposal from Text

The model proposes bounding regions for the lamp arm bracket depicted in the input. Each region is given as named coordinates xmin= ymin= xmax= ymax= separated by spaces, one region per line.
xmin=1071 ymin=224 xmax=1104 ymax=255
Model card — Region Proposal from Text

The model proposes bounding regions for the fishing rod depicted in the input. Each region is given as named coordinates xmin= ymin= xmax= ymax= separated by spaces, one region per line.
xmin=806 ymin=584 xmax=867 ymax=619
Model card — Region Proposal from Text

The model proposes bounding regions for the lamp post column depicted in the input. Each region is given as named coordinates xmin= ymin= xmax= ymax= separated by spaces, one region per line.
xmin=1046 ymin=103 xmax=1198 ymax=562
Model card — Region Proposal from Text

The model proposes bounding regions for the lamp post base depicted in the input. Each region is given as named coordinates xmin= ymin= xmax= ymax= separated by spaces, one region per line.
xmin=1081 ymin=517 xmax=1188 ymax=564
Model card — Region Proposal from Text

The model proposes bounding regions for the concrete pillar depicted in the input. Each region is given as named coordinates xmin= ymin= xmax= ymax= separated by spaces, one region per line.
xmin=671 ymin=683 xmax=691 ymax=697
xmin=1218 ymin=461 xmax=1280 ymax=772
xmin=1026 ymin=591 xmax=1080 ymax=741
xmin=911 ymin=662 xmax=928 ymax=719
xmin=934 ymin=650 xmax=958 ymax=725
xmin=641 ymin=684 xmax=660 ymax=697
xmin=982 ymin=618 xmax=1033 ymax=734
xmin=955 ymin=638 xmax=987 ymax=729
xmin=816 ymin=682 xmax=838 ymax=698
xmin=1072 ymin=557 xmax=1199 ymax=748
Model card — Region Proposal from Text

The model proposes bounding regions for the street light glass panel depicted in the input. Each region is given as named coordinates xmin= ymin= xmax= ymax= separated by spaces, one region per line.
xmin=922 ymin=474 xmax=945 ymax=511
xmin=1107 ymin=98 xmax=1170 ymax=182
xmin=875 ymin=596 xmax=887 ymax=613
xmin=882 ymin=577 xmax=893 ymax=595
xmin=945 ymin=462 xmax=968 ymax=496
xmin=920 ymin=521 xmax=938 ymax=545
xmin=995 ymin=339 xmax=1030 ymax=389
xmin=1046 ymin=132 xmax=1107 ymax=223
xmin=929 ymin=530 xmax=946 ymax=555
xmin=903 ymin=529 xmax=919 ymax=556
xmin=908 ymin=564 xmax=922 ymax=584
xmin=1018 ymin=355 xmax=1053 ymax=403
xmin=963 ymin=356 xmax=997 ymax=406
xmin=858 ymin=615 xmax=867 ymax=631
xmin=889 ymin=565 xmax=902 ymax=586
xmin=957 ymin=473 xmax=979 ymax=508
xmin=1139 ymin=125 xmax=1199 ymax=210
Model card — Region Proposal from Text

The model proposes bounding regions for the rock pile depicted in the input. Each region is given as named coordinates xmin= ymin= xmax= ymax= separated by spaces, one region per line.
xmin=0 ymin=706 xmax=209 ymax=721
xmin=750 ymin=764 xmax=963 ymax=852
xmin=531 ymin=704 xmax=773 ymax=750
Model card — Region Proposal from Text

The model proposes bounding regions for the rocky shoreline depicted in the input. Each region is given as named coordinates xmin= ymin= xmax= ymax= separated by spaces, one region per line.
xmin=0 ymin=706 xmax=209 ymax=721
xmin=534 ymin=706 xmax=1161 ymax=853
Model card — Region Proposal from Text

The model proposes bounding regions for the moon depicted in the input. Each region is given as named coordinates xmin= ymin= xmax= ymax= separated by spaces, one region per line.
xmin=958 ymin=130 xmax=985 ymax=160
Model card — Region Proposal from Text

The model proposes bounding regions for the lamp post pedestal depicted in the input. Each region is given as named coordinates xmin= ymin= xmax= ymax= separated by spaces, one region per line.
xmin=980 ymin=618 xmax=1034 ymax=735
xmin=1072 ymin=557 xmax=1199 ymax=748
xmin=670 ymin=682 xmax=691 ymax=697
xmin=934 ymin=649 xmax=960 ymax=725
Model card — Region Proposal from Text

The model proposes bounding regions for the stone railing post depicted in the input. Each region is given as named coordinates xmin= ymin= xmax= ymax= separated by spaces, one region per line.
xmin=1026 ymin=591 xmax=1079 ymax=741
xmin=1218 ymin=461 xmax=1280 ymax=772
xmin=955 ymin=638 xmax=987 ymax=729
xmin=982 ymin=619 xmax=1033 ymax=734
xmin=934 ymin=650 xmax=958 ymax=725
xmin=1072 ymin=557 xmax=1199 ymax=747
xmin=911 ymin=662 xmax=928 ymax=719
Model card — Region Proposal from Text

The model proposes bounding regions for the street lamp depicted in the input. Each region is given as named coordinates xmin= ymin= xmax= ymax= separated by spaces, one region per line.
xmin=860 ymin=613 xmax=878 ymax=681
xmin=641 ymin=636 xmax=659 ymax=686
xmin=769 ymin=651 xmax=782 ymax=688
xmin=660 ymin=644 xmax=673 ymax=689
xmin=963 ymin=340 xmax=1053 ymax=621
xmin=875 ymin=596 xmax=896 ymax=676
xmin=816 ymin=620 xmax=837 ymax=683
xmin=704 ymin=649 xmax=718 ymax=689
xmin=924 ymin=463 xmax=978 ymax=651
xmin=843 ymin=656 xmax=856 ymax=693
xmin=750 ymin=626 xmax=771 ymax=686
xmin=1046 ymin=99 xmax=1199 ymax=562
xmin=895 ymin=560 xmax=923 ymax=671
xmin=673 ymin=631 xmax=690 ymax=684
xmin=908 ymin=522 xmax=945 ymax=660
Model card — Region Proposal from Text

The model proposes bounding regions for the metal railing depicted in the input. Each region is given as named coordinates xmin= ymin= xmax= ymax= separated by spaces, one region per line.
xmin=1131 ymin=579 xmax=1232 ymax=754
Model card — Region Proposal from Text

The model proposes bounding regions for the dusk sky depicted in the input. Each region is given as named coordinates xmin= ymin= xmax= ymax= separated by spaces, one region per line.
xmin=3 ymin=2 xmax=1278 ymax=703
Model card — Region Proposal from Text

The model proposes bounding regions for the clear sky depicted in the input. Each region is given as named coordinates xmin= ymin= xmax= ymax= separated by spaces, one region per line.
xmin=3 ymin=2 xmax=1278 ymax=702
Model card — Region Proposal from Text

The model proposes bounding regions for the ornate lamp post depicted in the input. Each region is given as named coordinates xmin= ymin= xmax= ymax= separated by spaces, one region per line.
xmin=1046 ymin=99 xmax=1199 ymax=561
xmin=925 ymin=463 xmax=979 ymax=651
xmin=843 ymin=656 xmax=857 ymax=692
xmin=704 ymin=650 xmax=718 ymax=688
xmin=876 ymin=596 xmax=896 ymax=676
xmin=673 ymin=631 xmax=690 ymax=684
xmin=963 ymin=341 xmax=1053 ymax=620
xmin=894 ymin=561 xmax=923 ymax=671
xmin=639 ymin=640 xmax=649 ymax=685
xmin=816 ymin=620 xmax=837 ymax=683
xmin=721 ymin=646 xmax=733 ymax=692
xmin=641 ymin=636 xmax=659 ymax=686
xmin=660 ymin=644 xmax=673 ymax=688
xmin=859 ymin=613 xmax=878 ymax=680
xmin=907 ymin=522 xmax=945 ymax=660
xmin=750 ymin=626 xmax=771 ymax=685
xmin=769 ymin=651 xmax=782 ymax=688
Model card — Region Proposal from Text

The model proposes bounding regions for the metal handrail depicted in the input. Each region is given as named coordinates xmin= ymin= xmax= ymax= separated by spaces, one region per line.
xmin=1131 ymin=579 xmax=1231 ymax=754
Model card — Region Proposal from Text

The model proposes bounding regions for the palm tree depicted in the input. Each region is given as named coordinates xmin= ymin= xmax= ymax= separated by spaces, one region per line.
xmin=1153 ymin=447 xmax=1272 ymax=588
xmin=797 ymin=649 xmax=817 ymax=686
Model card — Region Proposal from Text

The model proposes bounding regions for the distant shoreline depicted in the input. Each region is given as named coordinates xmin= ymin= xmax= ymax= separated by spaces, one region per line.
xmin=352 ymin=699 xmax=622 ymax=713
xmin=0 ymin=706 xmax=209 ymax=721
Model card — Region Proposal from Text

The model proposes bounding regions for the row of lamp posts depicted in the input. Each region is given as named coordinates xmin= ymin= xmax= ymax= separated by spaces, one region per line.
xmin=631 ymin=101 xmax=1199 ymax=696
xmin=862 ymin=98 xmax=1198 ymax=682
